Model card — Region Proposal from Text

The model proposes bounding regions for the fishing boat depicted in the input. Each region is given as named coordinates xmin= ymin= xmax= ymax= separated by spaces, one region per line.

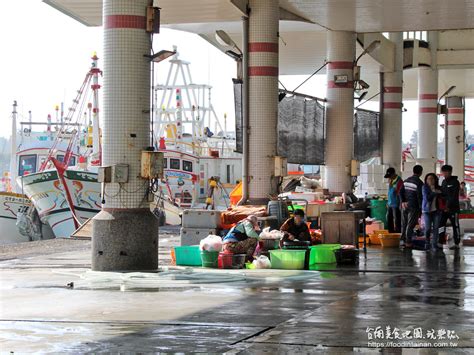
xmin=0 ymin=101 xmax=64 ymax=244
xmin=152 ymin=49 xmax=242 ymax=224
xmin=17 ymin=54 xmax=102 ymax=238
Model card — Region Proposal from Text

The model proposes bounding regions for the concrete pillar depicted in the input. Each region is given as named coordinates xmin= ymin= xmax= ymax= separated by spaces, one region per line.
xmin=92 ymin=0 xmax=158 ymax=271
xmin=325 ymin=31 xmax=355 ymax=193
xmin=417 ymin=67 xmax=438 ymax=163
xmin=417 ymin=31 xmax=439 ymax=173
xmin=247 ymin=0 xmax=279 ymax=204
xmin=381 ymin=32 xmax=403 ymax=171
xmin=446 ymin=96 xmax=465 ymax=179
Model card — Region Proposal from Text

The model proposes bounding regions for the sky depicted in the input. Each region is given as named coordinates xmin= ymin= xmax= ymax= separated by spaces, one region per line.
xmin=0 ymin=0 xmax=472 ymax=145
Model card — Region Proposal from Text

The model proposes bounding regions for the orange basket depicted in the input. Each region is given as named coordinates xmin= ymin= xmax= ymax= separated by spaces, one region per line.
xmin=369 ymin=230 xmax=388 ymax=245
xmin=379 ymin=233 xmax=401 ymax=247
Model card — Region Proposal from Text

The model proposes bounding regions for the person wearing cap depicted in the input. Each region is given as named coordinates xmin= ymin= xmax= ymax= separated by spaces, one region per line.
xmin=223 ymin=215 xmax=261 ymax=260
xmin=280 ymin=209 xmax=311 ymax=243
xmin=384 ymin=167 xmax=404 ymax=233
xmin=400 ymin=164 xmax=424 ymax=248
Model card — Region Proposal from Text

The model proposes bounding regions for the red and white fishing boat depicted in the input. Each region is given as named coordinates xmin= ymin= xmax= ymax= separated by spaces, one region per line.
xmin=18 ymin=54 xmax=102 ymax=238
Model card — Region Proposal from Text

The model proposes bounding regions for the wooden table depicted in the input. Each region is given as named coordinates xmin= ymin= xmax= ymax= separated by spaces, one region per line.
xmin=320 ymin=210 xmax=367 ymax=252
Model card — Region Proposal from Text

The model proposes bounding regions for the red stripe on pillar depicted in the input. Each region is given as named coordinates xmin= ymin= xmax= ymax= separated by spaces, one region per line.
xmin=419 ymin=94 xmax=437 ymax=100
xmin=446 ymin=121 xmax=463 ymax=126
xmin=448 ymin=108 xmax=464 ymax=114
xmin=328 ymin=61 xmax=353 ymax=70
xmin=248 ymin=66 xmax=278 ymax=76
xmin=104 ymin=15 xmax=146 ymax=30
xmin=384 ymin=87 xmax=402 ymax=93
xmin=383 ymin=102 xmax=402 ymax=109
xmin=249 ymin=42 xmax=278 ymax=53
xmin=327 ymin=81 xmax=354 ymax=89
xmin=419 ymin=107 xmax=438 ymax=113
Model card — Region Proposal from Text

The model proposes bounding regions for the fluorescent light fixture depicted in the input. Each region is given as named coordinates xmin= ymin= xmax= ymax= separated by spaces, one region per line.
xmin=215 ymin=30 xmax=242 ymax=54
xmin=146 ymin=49 xmax=176 ymax=63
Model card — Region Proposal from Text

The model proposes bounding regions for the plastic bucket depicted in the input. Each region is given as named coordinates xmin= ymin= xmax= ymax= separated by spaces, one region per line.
xmin=309 ymin=244 xmax=341 ymax=264
xmin=200 ymin=251 xmax=219 ymax=268
xmin=370 ymin=199 xmax=387 ymax=228
xmin=334 ymin=249 xmax=359 ymax=265
xmin=269 ymin=249 xmax=306 ymax=270
xmin=175 ymin=246 xmax=202 ymax=266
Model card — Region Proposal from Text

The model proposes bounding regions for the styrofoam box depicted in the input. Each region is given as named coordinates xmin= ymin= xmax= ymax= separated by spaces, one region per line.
xmin=182 ymin=209 xmax=222 ymax=229
xmin=180 ymin=227 xmax=217 ymax=246
xmin=373 ymin=165 xmax=385 ymax=175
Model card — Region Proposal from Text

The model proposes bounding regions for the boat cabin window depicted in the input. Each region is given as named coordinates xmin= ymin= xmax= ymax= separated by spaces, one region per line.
xmin=18 ymin=154 xmax=37 ymax=176
xmin=183 ymin=160 xmax=193 ymax=172
xmin=170 ymin=158 xmax=180 ymax=170
xmin=57 ymin=155 xmax=76 ymax=167
xmin=163 ymin=158 xmax=167 ymax=169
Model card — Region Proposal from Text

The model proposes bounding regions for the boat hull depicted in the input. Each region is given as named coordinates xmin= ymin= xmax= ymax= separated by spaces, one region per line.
xmin=0 ymin=192 xmax=31 ymax=244
xmin=19 ymin=169 xmax=100 ymax=238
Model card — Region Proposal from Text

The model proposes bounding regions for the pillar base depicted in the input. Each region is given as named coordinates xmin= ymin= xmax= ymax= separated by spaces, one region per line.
xmin=92 ymin=209 xmax=158 ymax=271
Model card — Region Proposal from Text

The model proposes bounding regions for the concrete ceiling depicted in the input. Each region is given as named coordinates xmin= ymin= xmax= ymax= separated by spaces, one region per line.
xmin=43 ymin=0 xmax=474 ymax=98
xmin=44 ymin=0 xmax=474 ymax=32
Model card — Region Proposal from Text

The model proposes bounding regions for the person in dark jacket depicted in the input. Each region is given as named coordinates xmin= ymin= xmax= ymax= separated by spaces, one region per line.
xmin=422 ymin=173 xmax=443 ymax=251
xmin=439 ymin=165 xmax=461 ymax=249
xmin=280 ymin=209 xmax=311 ymax=243
xmin=400 ymin=164 xmax=423 ymax=248
xmin=384 ymin=167 xmax=404 ymax=233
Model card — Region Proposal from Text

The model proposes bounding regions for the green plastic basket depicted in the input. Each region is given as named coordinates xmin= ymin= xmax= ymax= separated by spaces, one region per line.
xmin=309 ymin=244 xmax=341 ymax=264
xmin=175 ymin=246 xmax=202 ymax=266
xmin=200 ymin=250 xmax=219 ymax=268
xmin=269 ymin=249 xmax=306 ymax=270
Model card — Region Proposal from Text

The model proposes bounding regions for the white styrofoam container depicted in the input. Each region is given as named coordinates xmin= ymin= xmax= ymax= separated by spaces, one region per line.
xmin=180 ymin=227 xmax=218 ymax=246
xmin=181 ymin=209 xmax=222 ymax=229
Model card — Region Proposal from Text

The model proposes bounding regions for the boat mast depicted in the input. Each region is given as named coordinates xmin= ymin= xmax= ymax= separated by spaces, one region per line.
xmin=176 ymin=88 xmax=183 ymax=151
xmin=91 ymin=52 xmax=101 ymax=164
xmin=10 ymin=101 xmax=17 ymax=192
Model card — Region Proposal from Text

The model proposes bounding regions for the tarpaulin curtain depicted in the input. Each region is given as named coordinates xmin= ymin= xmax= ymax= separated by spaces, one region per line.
xmin=354 ymin=108 xmax=380 ymax=162
xmin=278 ymin=96 xmax=325 ymax=165
xmin=233 ymin=79 xmax=243 ymax=154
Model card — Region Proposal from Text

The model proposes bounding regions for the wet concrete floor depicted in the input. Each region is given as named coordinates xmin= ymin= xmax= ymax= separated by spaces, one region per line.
xmin=1 ymin=230 xmax=473 ymax=353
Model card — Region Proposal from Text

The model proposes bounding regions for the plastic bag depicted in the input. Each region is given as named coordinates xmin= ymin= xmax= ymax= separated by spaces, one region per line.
xmin=259 ymin=227 xmax=272 ymax=238
xmin=199 ymin=234 xmax=223 ymax=252
xmin=259 ymin=227 xmax=284 ymax=240
xmin=300 ymin=176 xmax=320 ymax=189
xmin=253 ymin=255 xmax=272 ymax=269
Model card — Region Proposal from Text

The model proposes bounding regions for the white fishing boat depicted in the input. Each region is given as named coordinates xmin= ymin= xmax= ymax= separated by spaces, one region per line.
xmin=17 ymin=54 xmax=102 ymax=238
xmin=0 ymin=101 xmax=63 ymax=244
xmin=152 ymin=49 xmax=242 ymax=224
xmin=0 ymin=191 xmax=31 ymax=244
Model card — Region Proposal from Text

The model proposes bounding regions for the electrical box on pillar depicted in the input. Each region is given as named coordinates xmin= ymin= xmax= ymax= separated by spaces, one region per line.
xmin=112 ymin=164 xmax=129 ymax=183
xmin=146 ymin=6 xmax=161 ymax=33
xmin=141 ymin=151 xmax=164 ymax=179
xmin=274 ymin=156 xmax=288 ymax=177
xmin=98 ymin=166 xmax=112 ymax=183
xmin=97 ymin=165 xmax=129 ymax=183
xmin=350 ymin=160 xmax=360 ymax=177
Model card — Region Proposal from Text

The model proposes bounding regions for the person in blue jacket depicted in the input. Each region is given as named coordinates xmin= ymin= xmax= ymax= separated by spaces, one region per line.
xmin=384 ymin=167 xmax=404 ymax=233
xmin=422 ymin=173 xmax=443 ymax=251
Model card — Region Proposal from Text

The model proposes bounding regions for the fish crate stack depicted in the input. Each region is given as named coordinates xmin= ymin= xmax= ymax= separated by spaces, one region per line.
xmin=180 ymin=209 xmax=222 ymax=246
xmin=356 ymin=164 xmax=389 ymax=196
